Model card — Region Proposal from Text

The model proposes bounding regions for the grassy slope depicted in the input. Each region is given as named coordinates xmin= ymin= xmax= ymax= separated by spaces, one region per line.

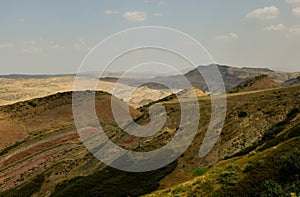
xmin=145 ymin=110 xmax=300 ymax=196
xmin=1 ymin=85 xmax=300 ymax=196
xmin=51 ymin=162 xmax=177 ymax=197
xmin=229 ymin=75 xmax=281 ymax=94
xmin=51 ymin=85 xmax=300 ymax=197
xmin=0 ymin=91 xmax=141 ymax=195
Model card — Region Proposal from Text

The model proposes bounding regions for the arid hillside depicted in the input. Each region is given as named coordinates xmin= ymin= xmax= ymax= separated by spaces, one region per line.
xmin=283 ymin=76 xmax=300 ymax=86
xmin=0 ymin=91 xmax=140 ymax=195
xmin=0 ymin=84 xmax=299 ymax=196
xmin=229 ymin=75 xmax=281 ymax=93
xmin=144 ymin=85 xmax=300 ymax=190
xmin=152 ymin=65 xmax=300 ymax=91
xmin=0 ymin=76 xmax=174 ymax=109
xmin=177 ymin=87 xmax=207 ymax=98
xmin=2 ymin=65 xmax=299 ymax=108
xmin=147 ymin=106 xmax=300 ymax=196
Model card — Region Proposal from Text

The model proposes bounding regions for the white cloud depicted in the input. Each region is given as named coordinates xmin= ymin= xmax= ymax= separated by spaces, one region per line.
xmin=153 ymin=12 xmax=163 ymax=17
xmin=215 ymin=33 xmax=239 ymax=41
xmin=246 ymin=6 xmax=279 ymax=20
xmin=264 ymin=24 xmax=286 ymax=31
xmin=285 ymin=0 xmax=300 ymax=5
xmin=105 ymin=10 xmax=112 ymax=15
xmin=288 ymin=25 xmax=300 ymax=35
xmin=22 ymin=46 xmax=44 ymax=55
xmin=73 ymin=37 xmax=91 ymax=51
xmin=0 ymin=43 xmax=13 ymax=49
xmin=104 ymin=9 xmax=118 ymax=15
xmin=50 ymin=42 xmax=64 ymax=49
xmin=24 ymin=40 xmax=37 ymax=45
xmin=293 ymin=7 xmax=300 ymax=16
xmin=123 ymin=11 xmax=147 ymax=22
xmin=22 ymin=40 xmax=48 ymax=55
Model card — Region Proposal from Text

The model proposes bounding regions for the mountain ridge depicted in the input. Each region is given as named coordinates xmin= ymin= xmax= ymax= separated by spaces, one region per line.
xmin=283 ymin=76 xmax=300 ymax=86
xmin=150 ymin=64 xmax=300 ymax=91
xmin=229 ymin=75 xmax=281 ymax=93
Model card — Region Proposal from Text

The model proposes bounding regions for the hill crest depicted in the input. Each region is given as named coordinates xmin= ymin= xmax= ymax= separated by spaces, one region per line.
xmin=229 ymin=75 xmax=281 ymax=93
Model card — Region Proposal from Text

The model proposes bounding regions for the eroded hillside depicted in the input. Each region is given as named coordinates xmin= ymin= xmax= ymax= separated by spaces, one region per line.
xmin=0 ymin=85 xmax=299 ymax=196
xmin=0 ymin=77 xmax=173 ymax=109
xmin=0 ymin=91 xmax=140 ymax=195
xmin=229 ymin=75 xmax=281 ymax=93
xmin=146 ymin=109 xmax=300 ymax=196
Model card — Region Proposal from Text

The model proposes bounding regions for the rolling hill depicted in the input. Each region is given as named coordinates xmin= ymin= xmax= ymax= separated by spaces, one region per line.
xmin=229 ymin=75 xmax=281 ymax=93
xmin=282 ymin=76 xmax=300 ymax=86
xmin=177 ymin=87 xmax=207 ymax=98
xmin=0 ymin=84 xmax=299 ymax=196
xmin=0 ymin=91 xmax=140 ymax=195
xmin=1 ymin=65 xmax=299 ymax=107
xmin=0 ymin=76 xmax=174 ymax=109
xmin=150 ymin=64 xmax=300 ymax=91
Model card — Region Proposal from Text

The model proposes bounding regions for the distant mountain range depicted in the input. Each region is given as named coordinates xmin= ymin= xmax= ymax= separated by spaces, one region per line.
xmin=150 ymin=64 xmax=300 ymax=91
xmin=0 ymin=71 xmax=172 ymax=79
xmin=0 ymin=73 xmax=75 ymax=79
xmin=1 ymin=65 xmax=299 ymax=92
xmin=282 ymin=76 xmax=300 ymax=86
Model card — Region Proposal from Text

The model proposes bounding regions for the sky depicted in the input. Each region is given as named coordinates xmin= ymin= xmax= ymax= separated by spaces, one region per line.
xmin=0 ymin=0 xmax=300 ymax=74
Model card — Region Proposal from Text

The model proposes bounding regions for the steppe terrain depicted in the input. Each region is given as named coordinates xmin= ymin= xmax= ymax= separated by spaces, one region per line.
xmin=1 ymin=65 xmax=299 ymax=108
xmin=152 ymin=65 xmax=300 ymax=91
xmin=0 ymin=82 xmax=299 ymax=196
xmin=0 ymin=65 xmax=299 ymax=196
xmin=228 ymin=75 xmax=281 ymax=93
xmin=0 ymin=76 xmax=173 ymax=109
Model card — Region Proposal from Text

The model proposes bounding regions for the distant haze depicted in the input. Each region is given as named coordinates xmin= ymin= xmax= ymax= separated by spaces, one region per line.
xmin=0 ymin=1 xmax=300 ymax=74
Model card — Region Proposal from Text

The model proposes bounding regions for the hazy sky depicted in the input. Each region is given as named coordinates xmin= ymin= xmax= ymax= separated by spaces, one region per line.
xmin=0 ymin=0 xmax=300 ymax=74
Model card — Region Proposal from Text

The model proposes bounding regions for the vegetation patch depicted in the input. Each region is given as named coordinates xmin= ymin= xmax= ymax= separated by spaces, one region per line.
xmin=216 ymin=138 xmax=300 ymax=196
xmin=225 ymin=108 xmax=299 ymax=159
xmin=258 ymin=123 xmax=300 ymax=152
xmin=51 ymin=161 xmax=177 ymax=197
xmin=193 ymin=167 xmax=209 ymax=176
xmin=0 ymin=141 xmax=23 ymax=156
xmin=138 ymin=94 xmax=177 ymax=112
xmin=238 ymin=111 xmax=248 ymax=118
xmin=27 ymin=101 xmax=37 ymax=107
xmin=0 ymin=174 xmax=45 ymax=197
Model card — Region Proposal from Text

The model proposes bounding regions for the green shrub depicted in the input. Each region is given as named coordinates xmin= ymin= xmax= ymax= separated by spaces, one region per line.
xmin=28 ymin=101 xmax=37 ymax=107
xmin=219 ymin=170 xmax=238 ymax=186
xmin=226 ymin=109 xmax=300 ymax=159
xmin=259 ymin=123 xmax=300 ymax=152
xmin=217 ymin=138 xmax=300 ymax=196
xmin=238 ymin=111 xmax=248 ymax=118
xmin=172 ymin=186 xmax=185 ymax=194
xmin=291 ymin=180 xmax=300 ymax=196
xmin=261 ymin=179 xmax=285 ymax=197
xmin=193 ymin=167 xmax=209 ymax=176
xmin=0 ymin=141 xmax=23 ymax=156
xmin=0 ymin=174 xmax=45 ymax=197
